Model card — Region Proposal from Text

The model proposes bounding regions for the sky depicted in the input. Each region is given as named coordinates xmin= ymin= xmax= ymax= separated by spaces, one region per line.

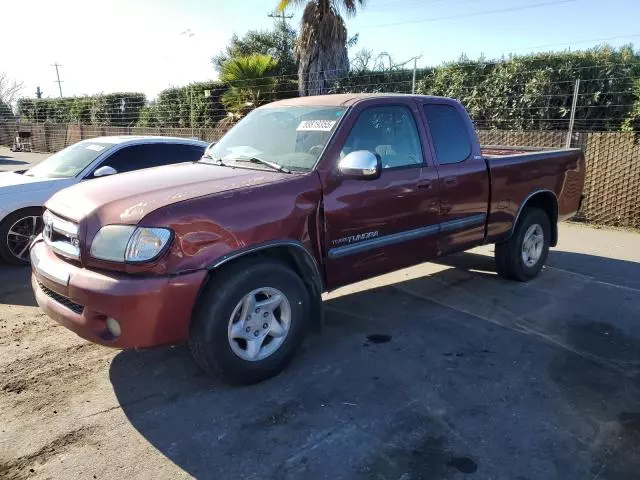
xmin=2 ymin=0 xmax=640 ymax=100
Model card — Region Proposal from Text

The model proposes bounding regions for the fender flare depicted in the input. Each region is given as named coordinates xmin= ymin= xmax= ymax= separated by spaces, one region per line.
xmin=206 ymin=240 xmax=325 ymax=331
xmin=509 ymin=189 xmax=559 ymax=246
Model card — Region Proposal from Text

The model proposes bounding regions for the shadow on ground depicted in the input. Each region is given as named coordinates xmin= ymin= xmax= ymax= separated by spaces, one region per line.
xmin=433 ymin=248 xmax=640 ymax=290
xmin=0 ymin=155 xmax=29 ymax=166
xmin=110 ymin=250 xmax=640 ymax=479
xmin=0 ymin=265 xmax=36 ymax=307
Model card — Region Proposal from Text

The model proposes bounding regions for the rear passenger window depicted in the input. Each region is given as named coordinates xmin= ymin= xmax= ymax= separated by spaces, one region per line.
xmin=423 ymin=104 xmax=472 ymax=164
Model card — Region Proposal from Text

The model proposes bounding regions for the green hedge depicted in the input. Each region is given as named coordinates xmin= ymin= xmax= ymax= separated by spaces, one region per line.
xmin=152 ymin=81 xmax=227 ymax=128
xmin=14 ymin=45 xmax=640 ymax=132
xmin=416 ymin=46 xmax=640 ymax=131
xmin=18 ymin=92 xmax=146 ymax=126
xmin=150 ymin=78 xmax=296 ymax=128
xmin=327 ymin=45 xmax=640 ymax=131
xmin=330 ymin=70 xmax=426 ymax=94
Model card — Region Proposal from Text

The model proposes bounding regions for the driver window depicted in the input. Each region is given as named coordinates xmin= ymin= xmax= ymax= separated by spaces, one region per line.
xmin=341 ymin=106 xmax=423 ymax=169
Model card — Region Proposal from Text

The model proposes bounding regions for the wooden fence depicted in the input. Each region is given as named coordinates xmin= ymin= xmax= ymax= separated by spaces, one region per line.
xmin=0 ymin=122 xmax=227 ymax=153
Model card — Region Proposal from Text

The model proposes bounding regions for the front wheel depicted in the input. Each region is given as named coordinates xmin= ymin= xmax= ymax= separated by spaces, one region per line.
xmin=189 ymin=258 xmax=310 ymax=385
xmin=0 ymin=208 xmax=44 ymax=265
xmin=495 ymin=207 xmax=551 ymax=282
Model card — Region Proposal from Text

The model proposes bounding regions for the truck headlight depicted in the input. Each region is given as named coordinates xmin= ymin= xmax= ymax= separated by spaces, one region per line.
xmin=90 ymin=226 xmax=172 ymax=263
xmin=125 ymin=227 xmax=172 ymax=262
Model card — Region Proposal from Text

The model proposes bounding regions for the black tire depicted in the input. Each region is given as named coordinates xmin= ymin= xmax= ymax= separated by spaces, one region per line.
xmin=0 ymin=208 xmax=43 ymax=265
xmin=494 ymin=207 xmax=551 ymax=282
xmin=189 ymin=257 xmax=310 ymax=385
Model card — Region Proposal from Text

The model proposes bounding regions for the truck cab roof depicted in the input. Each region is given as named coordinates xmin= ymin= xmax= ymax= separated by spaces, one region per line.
xmin=263 ymin=93 xmax=460 ymax=108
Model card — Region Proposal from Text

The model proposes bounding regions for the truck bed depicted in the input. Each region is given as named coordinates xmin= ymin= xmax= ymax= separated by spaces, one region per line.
xmin=482 ymin=145 xmax=586 ymax=244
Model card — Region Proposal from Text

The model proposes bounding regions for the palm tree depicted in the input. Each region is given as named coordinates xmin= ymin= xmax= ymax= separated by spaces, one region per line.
xmin=220 ymin=54 xmax=279 ymax=116
xmin=277 ymin=0 xmax=366 ymax=96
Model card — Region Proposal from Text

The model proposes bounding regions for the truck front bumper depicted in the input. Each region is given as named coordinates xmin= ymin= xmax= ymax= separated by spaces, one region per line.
xmin=30 ymin=240 xmax=206 ymax=349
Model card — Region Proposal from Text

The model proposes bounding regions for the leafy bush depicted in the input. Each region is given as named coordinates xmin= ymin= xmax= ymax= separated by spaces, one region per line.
xmin=0 ymin=100 xmax=14 ymax=120
xmin=154 ymin=81 xmax=226 ymax=128
xmin=220 ymin=55 xmax=279 ymax=115
xmin=137 ymin=104 xmax=160 ymax=127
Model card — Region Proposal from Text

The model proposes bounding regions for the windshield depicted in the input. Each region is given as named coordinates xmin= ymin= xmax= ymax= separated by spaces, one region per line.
xmin=203 ymin=106 xmax=347 ymax=172
xmin=26 ymin=141 xmax=115 ymax=178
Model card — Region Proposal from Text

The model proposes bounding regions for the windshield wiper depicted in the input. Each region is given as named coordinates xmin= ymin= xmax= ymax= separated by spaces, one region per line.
xmin=230 ymin=156 xmax=291 ymax=174
xmin=200 ymin=152 xmax=228 ymax=167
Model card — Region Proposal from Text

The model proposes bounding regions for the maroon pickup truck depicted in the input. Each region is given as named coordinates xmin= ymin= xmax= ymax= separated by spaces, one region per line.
xmin=30 ymin=94 xmax=585 ymax=384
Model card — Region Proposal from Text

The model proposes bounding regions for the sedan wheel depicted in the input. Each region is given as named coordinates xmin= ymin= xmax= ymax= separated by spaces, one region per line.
xmin=0 ymin=210 xmax=44 ymax=265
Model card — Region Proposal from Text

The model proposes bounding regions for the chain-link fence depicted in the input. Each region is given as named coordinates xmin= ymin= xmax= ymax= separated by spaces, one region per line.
xmin=478 ymin=130 xmax=568 ymax=149
xmin=1 ymin=121 xmax=638 ymax=229
xmin=579 ymin=132 xmax=640 ymax=229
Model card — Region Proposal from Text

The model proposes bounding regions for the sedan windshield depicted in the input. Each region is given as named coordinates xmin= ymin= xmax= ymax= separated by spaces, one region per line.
xmin=202 ymin=106 xmax=347 ymax=172
xmin=26 ymin=141 xmax=116 ymax=178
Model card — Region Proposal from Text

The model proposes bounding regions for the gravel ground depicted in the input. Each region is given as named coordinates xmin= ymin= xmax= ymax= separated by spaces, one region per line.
xmin=1 ymin=222 xmax=639 ymax=480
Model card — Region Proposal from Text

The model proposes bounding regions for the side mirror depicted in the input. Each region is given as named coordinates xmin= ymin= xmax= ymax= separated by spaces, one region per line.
xmin=338 ymin=150 xmax=381 ymax=180
xmin=93 ymin=165 xmax=118 ymax=177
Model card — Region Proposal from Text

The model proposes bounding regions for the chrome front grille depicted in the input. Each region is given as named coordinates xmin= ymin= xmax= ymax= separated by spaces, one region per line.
xmin=43 ymin=210 xmax=80 ymax=260
xmin=37 ymin=281 xmax=84 ymax=314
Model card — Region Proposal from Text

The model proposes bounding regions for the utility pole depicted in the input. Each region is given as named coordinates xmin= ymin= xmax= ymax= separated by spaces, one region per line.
xmin=412 ymin=58 xmax=418 ymax=94
xmin=35 ymin=87 xmax=42 ymax=123
xmin=268 ymin=9 xmax=294 ymax=76
xmin=52 ymin=62 xmax=63 ymax=97
xmin=566 ymin=79 xmax=580 ymax=149
xmin=268 ymin=9 xmax=293 ymax=28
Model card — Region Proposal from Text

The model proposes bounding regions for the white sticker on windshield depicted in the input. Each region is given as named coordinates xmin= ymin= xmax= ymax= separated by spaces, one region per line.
xmin=296 ymin=120 xmax=336 ymax=132
xmin=86 ymin=144 xmax=106 ymax=152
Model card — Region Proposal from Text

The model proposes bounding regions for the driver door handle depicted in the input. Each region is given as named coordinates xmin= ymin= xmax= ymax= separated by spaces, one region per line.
xmin=417 ymin=180 xmax=432 ymax=190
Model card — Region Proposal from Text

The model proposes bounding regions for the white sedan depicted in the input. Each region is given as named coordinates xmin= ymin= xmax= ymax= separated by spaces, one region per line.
xmin=0 ymin=136 xmax=208 ymax=264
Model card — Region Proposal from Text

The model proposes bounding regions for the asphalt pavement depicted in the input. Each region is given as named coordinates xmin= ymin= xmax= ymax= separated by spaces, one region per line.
xmin=0 ymin=146 xmax=49 ymax=172
xmin=1 ymin=222 xmax=639 ymax=479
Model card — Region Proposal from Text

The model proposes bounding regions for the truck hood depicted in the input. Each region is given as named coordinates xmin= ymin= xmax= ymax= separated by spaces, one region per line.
xmin=46 ymin=162 xmax=289 ymax=224
xmin=0 ymin=172 xmax=67 ymax=196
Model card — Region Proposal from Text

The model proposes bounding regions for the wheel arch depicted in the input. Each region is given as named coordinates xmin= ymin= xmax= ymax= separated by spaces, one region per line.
xmin=202 ymin=241 xmax=325 ymax=332
xmin=510 ymin=190 xmax=559 ymax=247
xmin=0 ymin=205 xmax=45 ymax=224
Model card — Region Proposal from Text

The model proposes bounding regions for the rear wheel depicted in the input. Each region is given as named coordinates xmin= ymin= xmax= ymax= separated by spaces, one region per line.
xmin=0 ymin=208 xmax=43 ymax=265
xmin=494 ymin=207 xmax=550 ymax=282
xmin=189 ymin=258 xmax=310 ymax=385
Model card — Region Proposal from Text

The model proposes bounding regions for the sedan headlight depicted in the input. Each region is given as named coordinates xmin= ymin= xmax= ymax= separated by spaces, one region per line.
xmin=90 ymin=226 xmax=172 ymax=263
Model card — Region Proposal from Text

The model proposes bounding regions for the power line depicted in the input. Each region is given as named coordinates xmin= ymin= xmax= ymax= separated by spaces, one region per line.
xmin=373 ymin=0 xmax=482 ymax=11
xmin=357 ymin=0 xmax=579 ymax=29
xmin=498 ymin=33 xmax=640 ymax=55
xmin=52 ymin=62 xmax=63 ymax=98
